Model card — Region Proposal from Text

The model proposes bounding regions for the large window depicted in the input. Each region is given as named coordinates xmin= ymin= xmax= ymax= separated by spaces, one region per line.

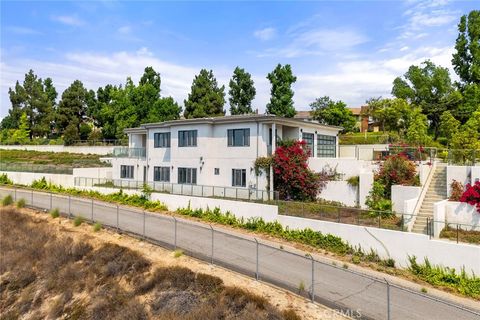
xmin=302 ymin=132 xmax=314 ymax=155
xmin=120 ymin=165 xmax=134 ymax=179
xmin=178 ymin=167 xmax=197 ymax=184
xmin=227 ymin=128 xmax=250 ymax=147
xmin=154 ymin=132 xmax=170 ymax=148
xmin=232 ymin=169 xmax=246 ymax=187
xmin=317 ymin=134 xmax=336 ymax=158
xmin=178 ymin=130 xmax=197 ymax=147
xmin=154 ymin=166 xmax=170 ymax=182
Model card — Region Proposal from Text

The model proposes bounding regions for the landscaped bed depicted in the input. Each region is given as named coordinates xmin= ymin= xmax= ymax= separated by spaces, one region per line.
xmin=440 ymin=226 xmax=480 ymax=244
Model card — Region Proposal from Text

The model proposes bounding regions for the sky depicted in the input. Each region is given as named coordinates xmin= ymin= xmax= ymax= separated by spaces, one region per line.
xmin=0 ymin=0 xmax=477 ymax=119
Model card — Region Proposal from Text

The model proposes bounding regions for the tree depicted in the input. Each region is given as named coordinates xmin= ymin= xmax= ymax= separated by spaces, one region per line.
xmin=145 ymin=97 xmax=182 ymax=123
xmin=266 ymin=64 xmax=297 ymax=117
xmin=406 ymin=110 xmax=431 ymax=146
xmin=439 ymin=111 xmax=460 ymax=144
xmin=392 ymin=60 xmax=459 ymax=139
xmin=184 ymin=69 xmax=225 ymax=118
xmin=310 ymin=96 xmax=356 ymax=132
xmin=365 ymin=98 xmax=417 ymax=134
xmin=11 ymin=112 xmax=30 ymax=145
xmin=228 ymin=67 xmax=256 ymax=115
xmin=452 ymin=10 xmax=480 ymax=86
xmin=56 ymin=80 xmax=94 ymax=135
xmin=451 ymin=109 xmax=480 ymax=150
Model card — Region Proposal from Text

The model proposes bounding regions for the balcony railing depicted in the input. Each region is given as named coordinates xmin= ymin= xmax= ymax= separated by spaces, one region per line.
xmin=112 ymin=147 xmax=146 ymax=159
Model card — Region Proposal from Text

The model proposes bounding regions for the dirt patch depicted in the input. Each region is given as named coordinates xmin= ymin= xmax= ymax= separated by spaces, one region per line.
xmin=0 ymin=207 xmax=348 ymax=320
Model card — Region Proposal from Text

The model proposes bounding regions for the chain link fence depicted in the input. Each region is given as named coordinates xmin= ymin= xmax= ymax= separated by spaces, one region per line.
xmin=1 ymin=185 xmax=479 ymax=320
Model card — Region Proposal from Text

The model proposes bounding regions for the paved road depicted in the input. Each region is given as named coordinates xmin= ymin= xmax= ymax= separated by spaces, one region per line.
xmin=2 ymin=187 xmax=479 ymax=320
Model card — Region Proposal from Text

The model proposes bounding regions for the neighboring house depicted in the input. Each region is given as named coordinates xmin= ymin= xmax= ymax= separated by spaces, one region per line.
xmin=111 ymin=114 xmax=341 ymax=192
xmin=295 ymin=108 xmax=370 ymax=132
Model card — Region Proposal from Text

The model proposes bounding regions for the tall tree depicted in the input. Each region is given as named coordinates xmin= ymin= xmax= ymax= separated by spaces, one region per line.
xmin=452 ymin=10 xmax=480 ymax=86
xmin=184 ymin=69 xmax=225 ymax=118
xmin=2 ymin=70 xmax=53 ymax=139
xmin=438 ymin=111 xmax=460 ymax=144
xmin=310 ymin=96 xmax=356 ymax=132
xmin=392 ymin=60 xmax=460 ymax=139
xmin=266 ymin=64 xmax=297 ymax=117
xmin=56 ymin=80 xmax=94 ymax=135
xmin=228 ymin=67 xmax=256 ymax=115
xmin=365 ymin=98 xmax=416 ymax=134
xmin=406 ymin=110 xmax=431 ymax=146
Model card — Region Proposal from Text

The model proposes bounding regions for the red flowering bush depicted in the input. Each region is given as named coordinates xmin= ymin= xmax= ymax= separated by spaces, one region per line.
xmin=376 ymin=154 xmax=419 ymax=197
xmin=459 ymin=181 xmax=480 ymax=213
xmin=272 ymin=140 xmax=327 ymax=201
xmin=449 ymin=180 xmax=464 ymax=201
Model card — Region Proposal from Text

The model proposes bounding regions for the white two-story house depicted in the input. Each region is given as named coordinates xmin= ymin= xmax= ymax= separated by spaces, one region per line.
xmin=110 ymin=114 xmax=341 ymax=197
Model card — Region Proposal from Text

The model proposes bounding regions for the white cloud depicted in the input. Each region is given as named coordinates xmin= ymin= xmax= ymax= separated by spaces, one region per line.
xmin=118 ymin=25 xmax=131 ymax=34
xmin=253 ymin=27 xmax=276 ymax=41
xmin=6 ymin=26 xmax=42 ymax=35
xmin=51 ymin=15 xmax=85 ymax=27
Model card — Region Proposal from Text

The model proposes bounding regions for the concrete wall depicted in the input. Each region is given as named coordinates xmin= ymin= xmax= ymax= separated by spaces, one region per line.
xmin=359 ymin=172 xmax=373 ymax=209
xmin=391 ymin=185 xmax=421 ymax=214
xmin=0 ymin=145 xmax=115 ymax=155
xmin=446 ymin=166 xmax=471 ymax=197
xmin=72 ymin=167 xmax=112 ymax=180
xmin=319 ymin=181 xmax=358 ymax=206
xmin=308 ymin=158 xmax=378 ymax=179
xmin=278 ymin=215 xmax=480 ymax=275
xmin=0 ymin=171 xmax=74 ymax=187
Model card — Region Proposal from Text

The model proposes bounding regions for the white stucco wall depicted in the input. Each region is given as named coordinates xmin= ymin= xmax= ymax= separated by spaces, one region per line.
xmin=359 ymin=172 xmax=373 ymax=209
xmin=391 ymin=185 xmax=421 ymax=214
xmin=446 ymin=166 xmax=471 ymax=197
xmin=445 ymin=201 xmax=480 ymax=230
xmin=72 ymin=167 xmax=112 ymax=180
xmin=0 ymin=145 xmax=115 ymax=155
xmin=0 ymin=171 xmax=74 ymax=187
xmin=472 ymin=166 xmax=480 ymax=184
xmin=308 ymin=158 xmax=378 ymax=178
xmin=278 ymin=215 xmax=480 ymax=275
xmin=319 ymin=181 xmax=358 ymax=206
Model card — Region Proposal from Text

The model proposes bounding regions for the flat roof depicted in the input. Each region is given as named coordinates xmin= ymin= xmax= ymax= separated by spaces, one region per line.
xmin=124 ymin=114 xmax=343 ymax=134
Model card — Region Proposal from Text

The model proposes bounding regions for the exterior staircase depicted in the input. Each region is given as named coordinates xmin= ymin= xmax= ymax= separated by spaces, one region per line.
xmin=412 ymin=163 xmax=447 ymax=234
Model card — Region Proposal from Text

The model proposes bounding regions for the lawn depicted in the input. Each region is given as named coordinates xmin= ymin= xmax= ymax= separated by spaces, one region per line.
xmin=0 ymin=149 xmax=110 ymax=168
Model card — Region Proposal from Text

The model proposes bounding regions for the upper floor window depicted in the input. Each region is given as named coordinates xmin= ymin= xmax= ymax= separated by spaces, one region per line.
xmin=317 ymin=134 xmax=336 ymax=158
xmin=178 ymin=130 xmax=197 ymax=147
xmin=302 ymin=132 xmax=314 ymax=155
xmin=154 ymin=166 xmax=170 ymax=182
xmin=232 ymin=169 xmax=246 ymax=187
xmin=228 ymin=128 xmax=250 ymax=147
xmin=120 ymin=165 xmax=134 ymax=179
xmin=154 ymin=132 xmax=171 ymax=148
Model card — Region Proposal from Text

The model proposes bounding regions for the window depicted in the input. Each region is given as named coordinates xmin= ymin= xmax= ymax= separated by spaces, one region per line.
xmin=120 ymin=165 xmax=134 ymax=179
xmin=317 ymin=134 xmax=336 ymax=158
xmin=178 ymin=167 xmax=197 ymax=184
xmin=232 ymin=169 xmax=246 ymax=187
xmin=214 ymin=168 xmax=220 ymax=175
xmin=227 ymin=128 xmax=250 ymax=146
xmin=178 ymin=130 xmax=197 ymax=147
xmin=268 ymin=128 xmax=279 ymax=145
xmin=154 ymin=132 xmax=170 ymax=148
xmin=154 ymin=166 xmax=170 ymax=182
xmin=302 ymin=132 xmax=314 ymax=155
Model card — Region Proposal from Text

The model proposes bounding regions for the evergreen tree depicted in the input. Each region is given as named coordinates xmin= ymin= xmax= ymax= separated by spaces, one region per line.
xmin=452 ymin=10 xmax=480 ymax=85
xmin=438 ymin=111 xmax=460 ymax=144
xmin=310 ymin=96 xmax=356 ymax=132
xmin=266 ymin=64 xmax=297 ymax=117
xmin=11 ymin=112 xmax=30 ymax=145
xmin=228 ymin=67 xmax=256 ymax=115
xmin=56 ymin=80 xmax=93 ymax=135
xmin=184 ymin=69 xmax=225 ymax=118
xmin=406 ymin=111 xmax=431 ymax=146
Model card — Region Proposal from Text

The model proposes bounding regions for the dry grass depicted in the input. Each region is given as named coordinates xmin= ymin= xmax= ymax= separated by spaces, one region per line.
xmin=0 ymin=208 xmax=300 ymax=319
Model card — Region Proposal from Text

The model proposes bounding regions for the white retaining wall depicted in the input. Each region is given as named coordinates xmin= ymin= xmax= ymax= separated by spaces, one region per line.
xmin=72 ymin=167 xmax=113 ymax=180
xmin=0 ymin=171 xmax=74 ymax=187
xmin=319 ymin=181 xmax=358 ymax=207
xmin=434 ymin=200 xmax=480 ymax=233
xmin=0 ymin=145 xmax=115 ymax=155
xmin=278 ymin=215 xmax=480 ymax=275
xmin=308 ymin=158 xmax=378 ymax=178
xmin=391 ymin=185 xmax=421 ymax=214
xmin=446 ymin=166 xmax=472 ymax=197
xmin=359 ymin=172 xmax=373 ymax=209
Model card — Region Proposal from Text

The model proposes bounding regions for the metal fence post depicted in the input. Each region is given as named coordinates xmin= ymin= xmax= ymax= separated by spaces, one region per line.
xmin=386 ymin=279 xmax=391 ymax=320
xmin=310 ymin=255 xmax=315 ymax=302
xmin=31 ymin=189 xmax=33 ymax=205
xmin=91 ymin=198 xmax=94 ymax=222
xmin=116 ymin=204 xmax=119 ymax=231
xmin=254 ymin=238 xmax=259 ymax=280
xmin=173 ymin=217 xmax=177 ymax=250
xmin=210 ymin=225 xmax=214 ymax=264
xmin=68 ymin=195 xmax=71 ymax=218
xmin=50 ymin=192 xmax=52 ymax=210
xmin=143 ymin=210 xmax=146 ymax=240
xmin=456 ymin=224 xmax=459 ymax=244
xmin=401 ymin=214 xmax=404 ymax=231
xmin=14 ymin=188 xmax=16 ymax=202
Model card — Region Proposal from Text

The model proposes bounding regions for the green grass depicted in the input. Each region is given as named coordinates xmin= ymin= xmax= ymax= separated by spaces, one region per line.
xmin=440 ymin=226 xmax=480 ymax=245
xmin=173 ymin=249 xmax=184 ymax=258
xmin=0 ymin=149 xmax=109 ymax=168
xmin=50 ymin=208 xmax=60 ymax=218
xmin=0 ymin=173 xmax=13 ymax=185
xmin=93 ymin=222 xmax=102 ymax=232
xmin=2 ymin=195 xmax=13 ymax=206
xmin=16 ymin=198 xmax=26 ymax=208
xmin=73 ymin=216 xmax=84 ymax=227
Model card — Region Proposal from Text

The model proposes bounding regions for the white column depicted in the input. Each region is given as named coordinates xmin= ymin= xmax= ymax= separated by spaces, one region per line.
xmin=272 ymin=123 xmax=276 ymax=154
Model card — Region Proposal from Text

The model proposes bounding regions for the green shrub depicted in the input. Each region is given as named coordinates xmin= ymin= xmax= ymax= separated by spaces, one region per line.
xmin=93 ymin=222 xmax=102 ymax=232
xmin=16 ymin=198 xmax=26 ymax=208
xmin=73 ymin=216 xmax=84 ymax=227
xmin=0 ymin=173 xmax=13 ymax=185
xmin=2 ymin=195 xmax=13 ymax=206
xmin=173 ymin=249 xmax=184 ymax=258
xmin=347 ymin=176 xmax=359 ymax=187
xmin=50 ymin=208 xmax=60 ymax=218
xmin=408 ymin=256 xmax=480 ymax=299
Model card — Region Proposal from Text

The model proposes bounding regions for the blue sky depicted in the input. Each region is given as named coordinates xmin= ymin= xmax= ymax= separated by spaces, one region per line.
xmin=0 ymin=0 xmax=477 ymax=118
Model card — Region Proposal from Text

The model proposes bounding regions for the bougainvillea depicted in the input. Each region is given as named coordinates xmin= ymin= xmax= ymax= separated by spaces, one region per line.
xmin=376 ymin=153 xmax=419 ymax=197
xmin=459 ymin=181 xmax=480 ymax=213
xmin=272 ymin=140 xmax=327 ymax=201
